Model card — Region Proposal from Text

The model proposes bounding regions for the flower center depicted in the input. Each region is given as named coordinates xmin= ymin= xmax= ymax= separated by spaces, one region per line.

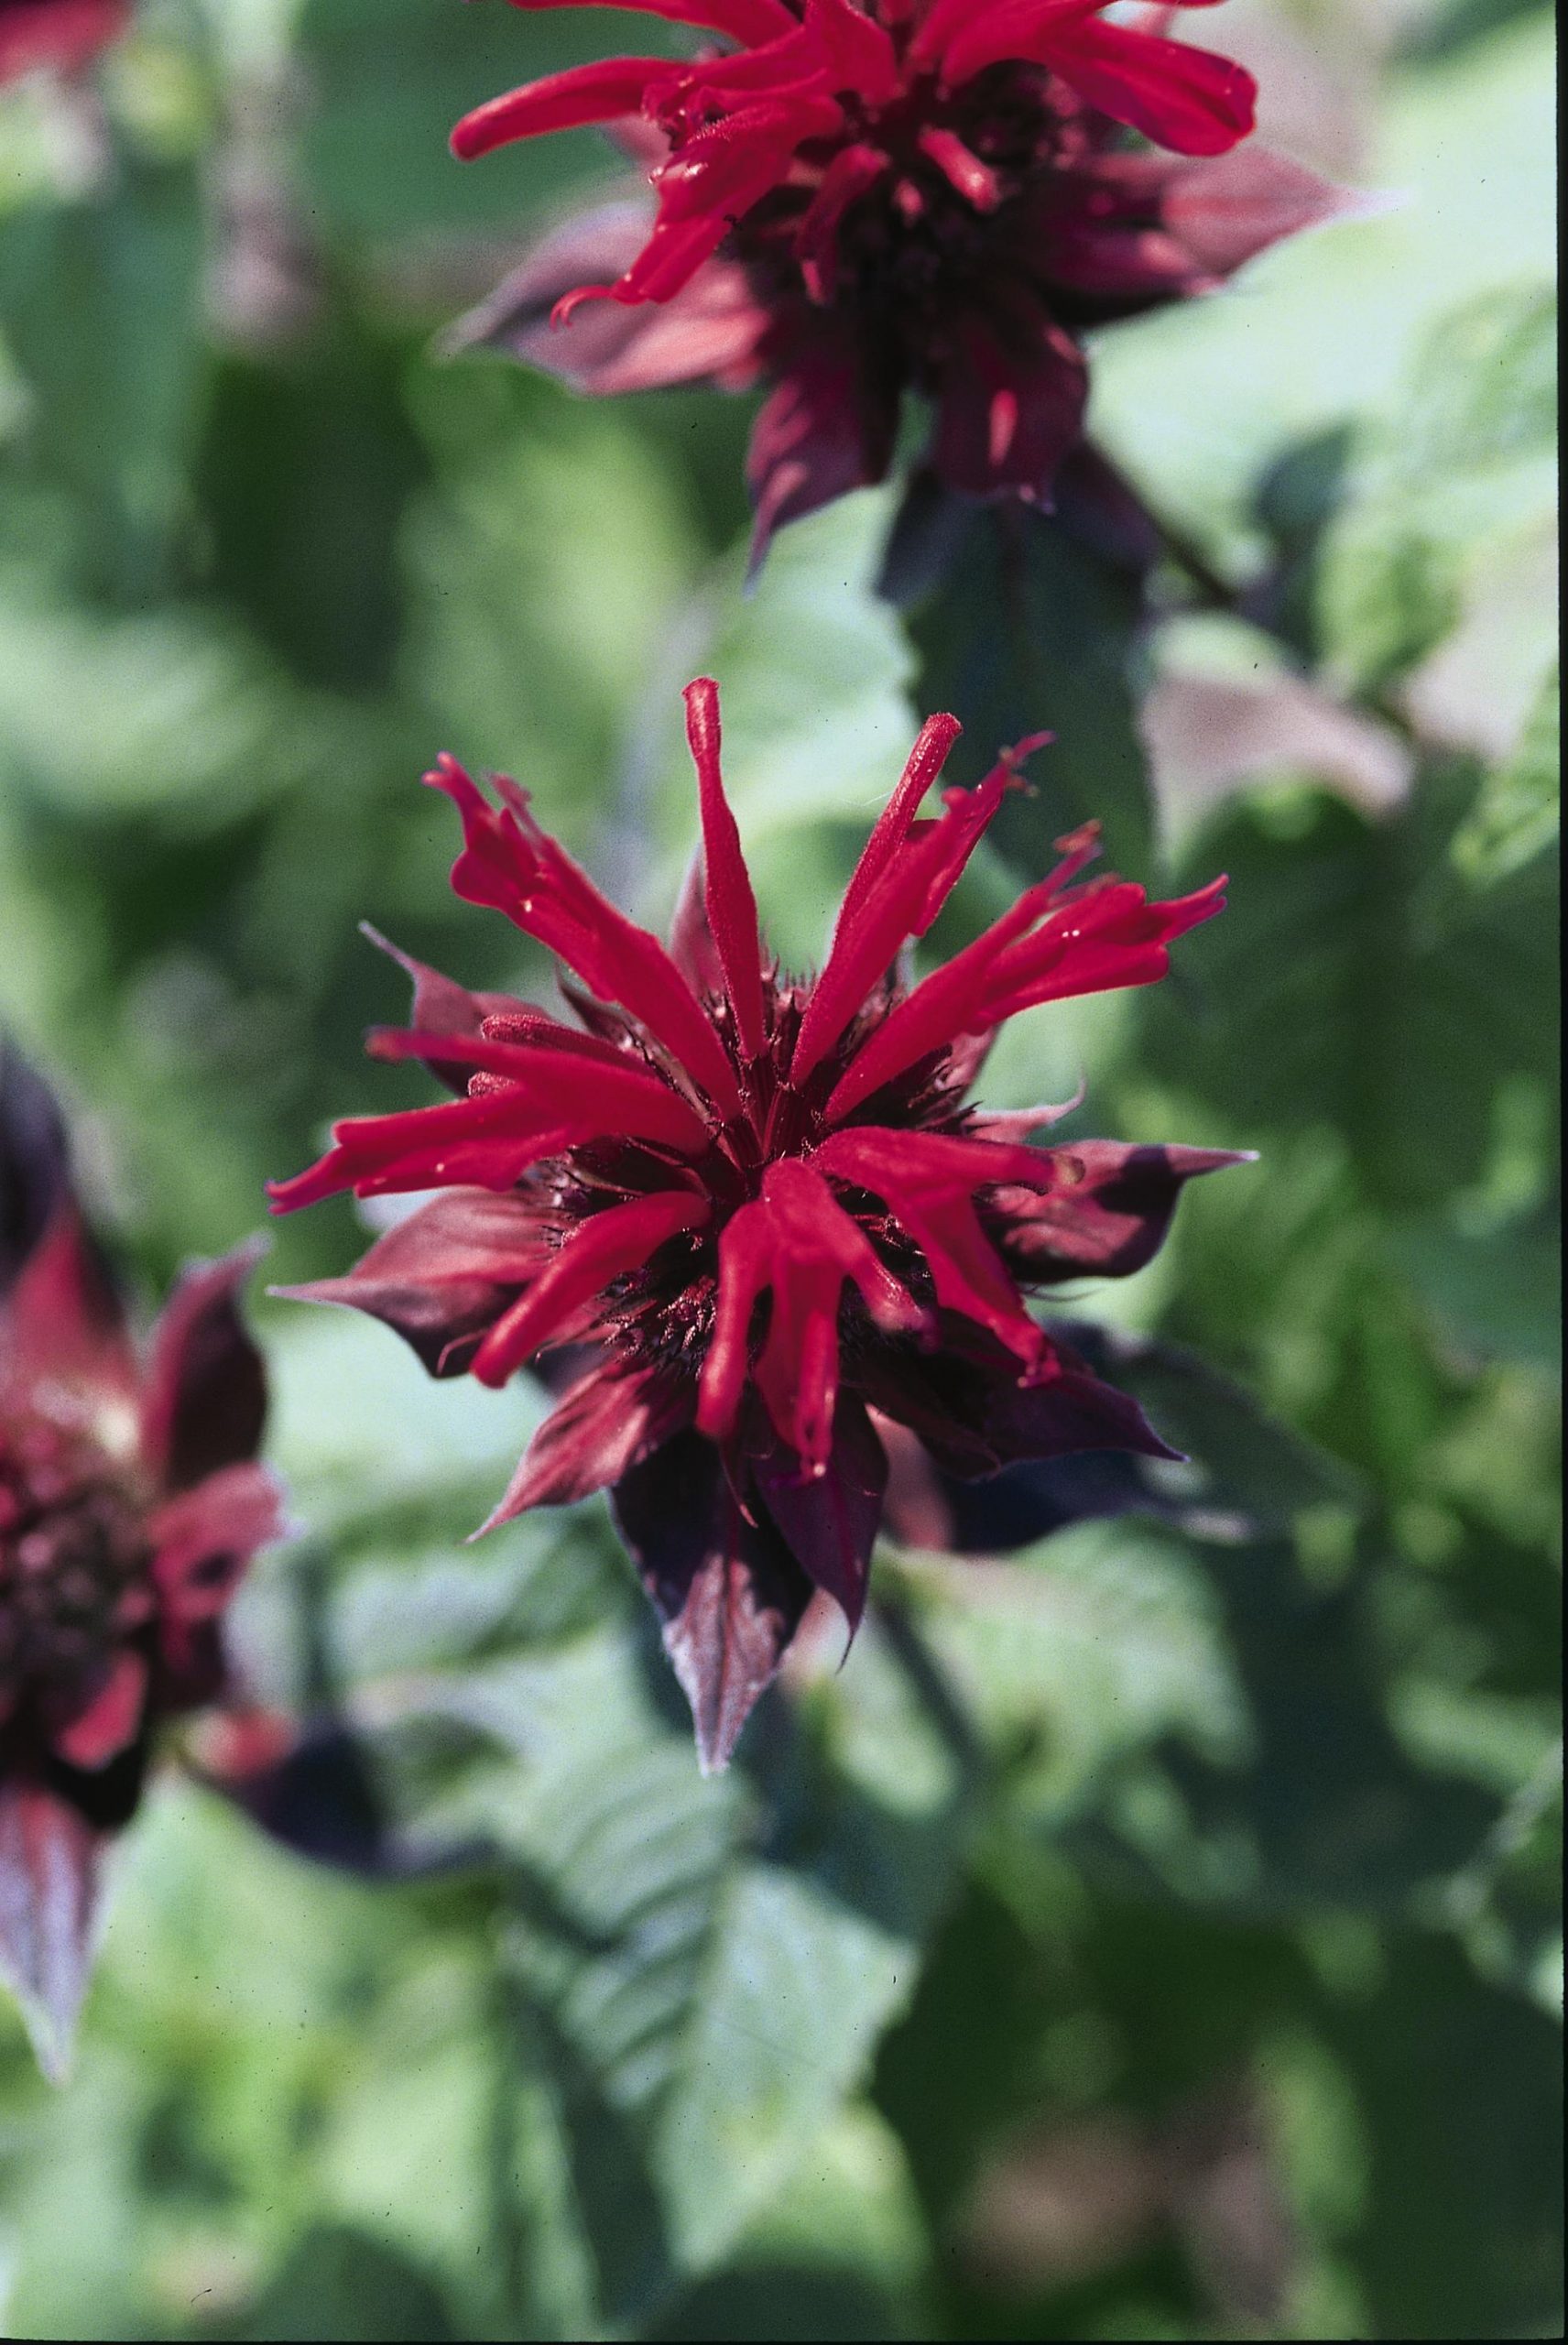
xmin=696 ymin=60 xmax=1070 ymax=335
xmin=0 ymin=1423 xmax=148 ymax=1703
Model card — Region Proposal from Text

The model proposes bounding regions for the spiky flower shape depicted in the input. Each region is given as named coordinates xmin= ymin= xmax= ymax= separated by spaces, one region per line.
xmin=270 ymin=685 xmax=1240 ymax=1768
xmin=0 ymin=0 xmax=130 ymax=84
xmin=0 ymin=1048 xmax=283 ymax=2077
xmin=448 ymin=0 xmax=1344 ymax=562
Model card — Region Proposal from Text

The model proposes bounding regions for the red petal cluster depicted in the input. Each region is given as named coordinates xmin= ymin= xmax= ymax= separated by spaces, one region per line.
xmin=447 ymin=2 xmax=1343 ymax=562
xmin=1 ymin=1051 xmax=283 ymax=2076
xmin=0 ymin=0 xmax=131 ymax=84
xmin=270 ymin=682 xmax=1240 ymax=1769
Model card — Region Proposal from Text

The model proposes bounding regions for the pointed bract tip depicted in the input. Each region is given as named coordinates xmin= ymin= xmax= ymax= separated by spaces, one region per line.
xmin=0 ymin=1789 xmax=103 ymax=2089
xmin=358 ymin=920 xmax=411 ymax=969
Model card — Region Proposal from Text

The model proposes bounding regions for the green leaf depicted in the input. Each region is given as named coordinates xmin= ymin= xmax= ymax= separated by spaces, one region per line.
xmin=220 ymin=2227 xmax=458 ymax=2342
xmin=1445 ymin=660 xmax=1560 ymax=889
xmin=906 ymin=503 xmax=1155 ymax=882
xmin=650 ymin=2105 xmax=927 ymax=2341
xmin=1318 ymin=1934 xmax=1563 ymax=2338
xmin=0 ymin=159 xmax=207 ymax=598
xmin=1314 ymin=282 xmax=1556 ymax=697
xmin=894 ymin=1523 xmax=1243 ymax=1832
xmin=327 ymin=1594 xmax=972 ymax=2330
xmin=1077 ymin=1535 xmax=1500 ymax=1919
xmin=1389 ymin=1201 xmax=1561 ymax=1369
xmin=1136 ymin=785 xmax=1557 ymax=1213
xmin=1088 ymin=1329 xmax=1367 ymax=1534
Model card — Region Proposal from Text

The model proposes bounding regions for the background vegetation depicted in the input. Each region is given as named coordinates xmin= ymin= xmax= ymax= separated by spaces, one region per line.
xmin=0 ymin=0 xmax=1558 ymax=2336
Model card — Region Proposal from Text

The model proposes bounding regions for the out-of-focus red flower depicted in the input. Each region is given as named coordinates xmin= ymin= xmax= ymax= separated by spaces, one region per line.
xmin=269 ymin=683 xmax=1243 ymax=1769
xmin=447 ymin=1 xmax=1345 ymax=564
xmin=0 ymin=1045 xmax=283 ymax=2078
xmin=0 ymin=0 xmax=130 ymax=85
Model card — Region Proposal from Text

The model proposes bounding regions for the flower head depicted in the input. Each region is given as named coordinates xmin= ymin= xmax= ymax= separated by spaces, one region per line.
xmin=449 ymin=1 xmax=1343 ymax=562
xmin=0 ymin=0 xmax=131 ymax=85
xmin=1 ymin=1044 xmax=282 ymax=2078
xmin=271 ymin=684 xmax=1241 ymax=1769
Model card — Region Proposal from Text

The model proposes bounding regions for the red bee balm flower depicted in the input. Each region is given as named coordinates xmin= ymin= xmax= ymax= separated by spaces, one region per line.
xmin=270 ymin=687 xmax=1241 ymax=1770
xmin=449 ymin=0 xmax=1345 ymax=561
xmin=0 ymin=0 xmax=131 ymax=84
xmin=1 ymin=1050 xmax=283 ymax=2077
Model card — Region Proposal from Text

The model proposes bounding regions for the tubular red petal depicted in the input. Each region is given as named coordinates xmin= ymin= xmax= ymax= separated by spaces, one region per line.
xmin=614 ymin=213 xmax=735 ymax=305
xmin=804 ymin=0 xmax=900 ymax=103
xmin=791 ymin=734 xmax=1040 ymax=1087
xmin=826 ymin=828 xmax=1097 ymax=1120
xmin=835 ymin=713 xmax=964 ymax=934
xmin=451 ymin=57 xmax=667 ymax=162
xmin=683 ymin=678 xmax=767 ymax=1059
xmin=757 ymin=1264 xmax=844 ymax=1467
xmin=1034 ymin=21 xmax=1257 ymax=158
xmin=697 ymin=1158 xmax=922 ymax=1457
xmin=985 ymin=941 xmax=1174 ymax=1020
xmin=624 ymin=101 xmax=844 ymax=297
xmin=365 ymin=1026 xmax=714 ymax=1156
xmin=975 ymin=872 xmax=1226 ymax=1021
xmin=818 ymin=1125 xmax=1060 ymax=1194
xmin=657 ymin=98 xmax=846 ymax=213
xmin=911 ymin=0 xmax=1095 ymax=76
xmin=664 ymin=26 xmax=819 ymax=96
xmin=669 ymin=845 xmax=726 ymax=997
xmin=267 ymin=1096 xmax=581 ymax=1214
xmin=696 ymin=1220 xmax=765 ymax=1445
xmin=424 ymin=756 xmax=744 ymax=1118
xmin=52 ymin=1652 xmax=148 ymax=1772
xmin=470 ymin=1191 xmax=709 ymax=1387
xmin=794 ymin=141 xmax=889 ymax=301
xmin=917 ymin=126 xmax=1003 ymax=211
xmin=927 ymin=0 xmax=1227 ymax=84
xmin=811 ymin=1128 xmax=1048 ymax=1363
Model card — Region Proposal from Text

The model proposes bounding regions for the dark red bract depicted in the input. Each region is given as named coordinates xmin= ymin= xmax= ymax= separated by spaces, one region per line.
xmin=448 ymin=0 xmax=1343 ymax=562
xmin=0 ymin=0 xmax=130 ymax=84
xmin=270 ymin=683 xmax=1242 ymax=1769
xmin=1 ymin=1049 xmax=282 ymax=2078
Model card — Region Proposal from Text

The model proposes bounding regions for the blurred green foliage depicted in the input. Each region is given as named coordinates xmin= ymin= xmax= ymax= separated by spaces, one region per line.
xmin=0 ymin=0 xmax=1558 ymax=2338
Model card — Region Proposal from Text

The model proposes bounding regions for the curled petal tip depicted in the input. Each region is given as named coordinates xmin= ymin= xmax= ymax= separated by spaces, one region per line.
xmin=551 ymin=284 xmax=616 ymax=329
xmin=421 ymin=752 xmax=468 ymax=796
